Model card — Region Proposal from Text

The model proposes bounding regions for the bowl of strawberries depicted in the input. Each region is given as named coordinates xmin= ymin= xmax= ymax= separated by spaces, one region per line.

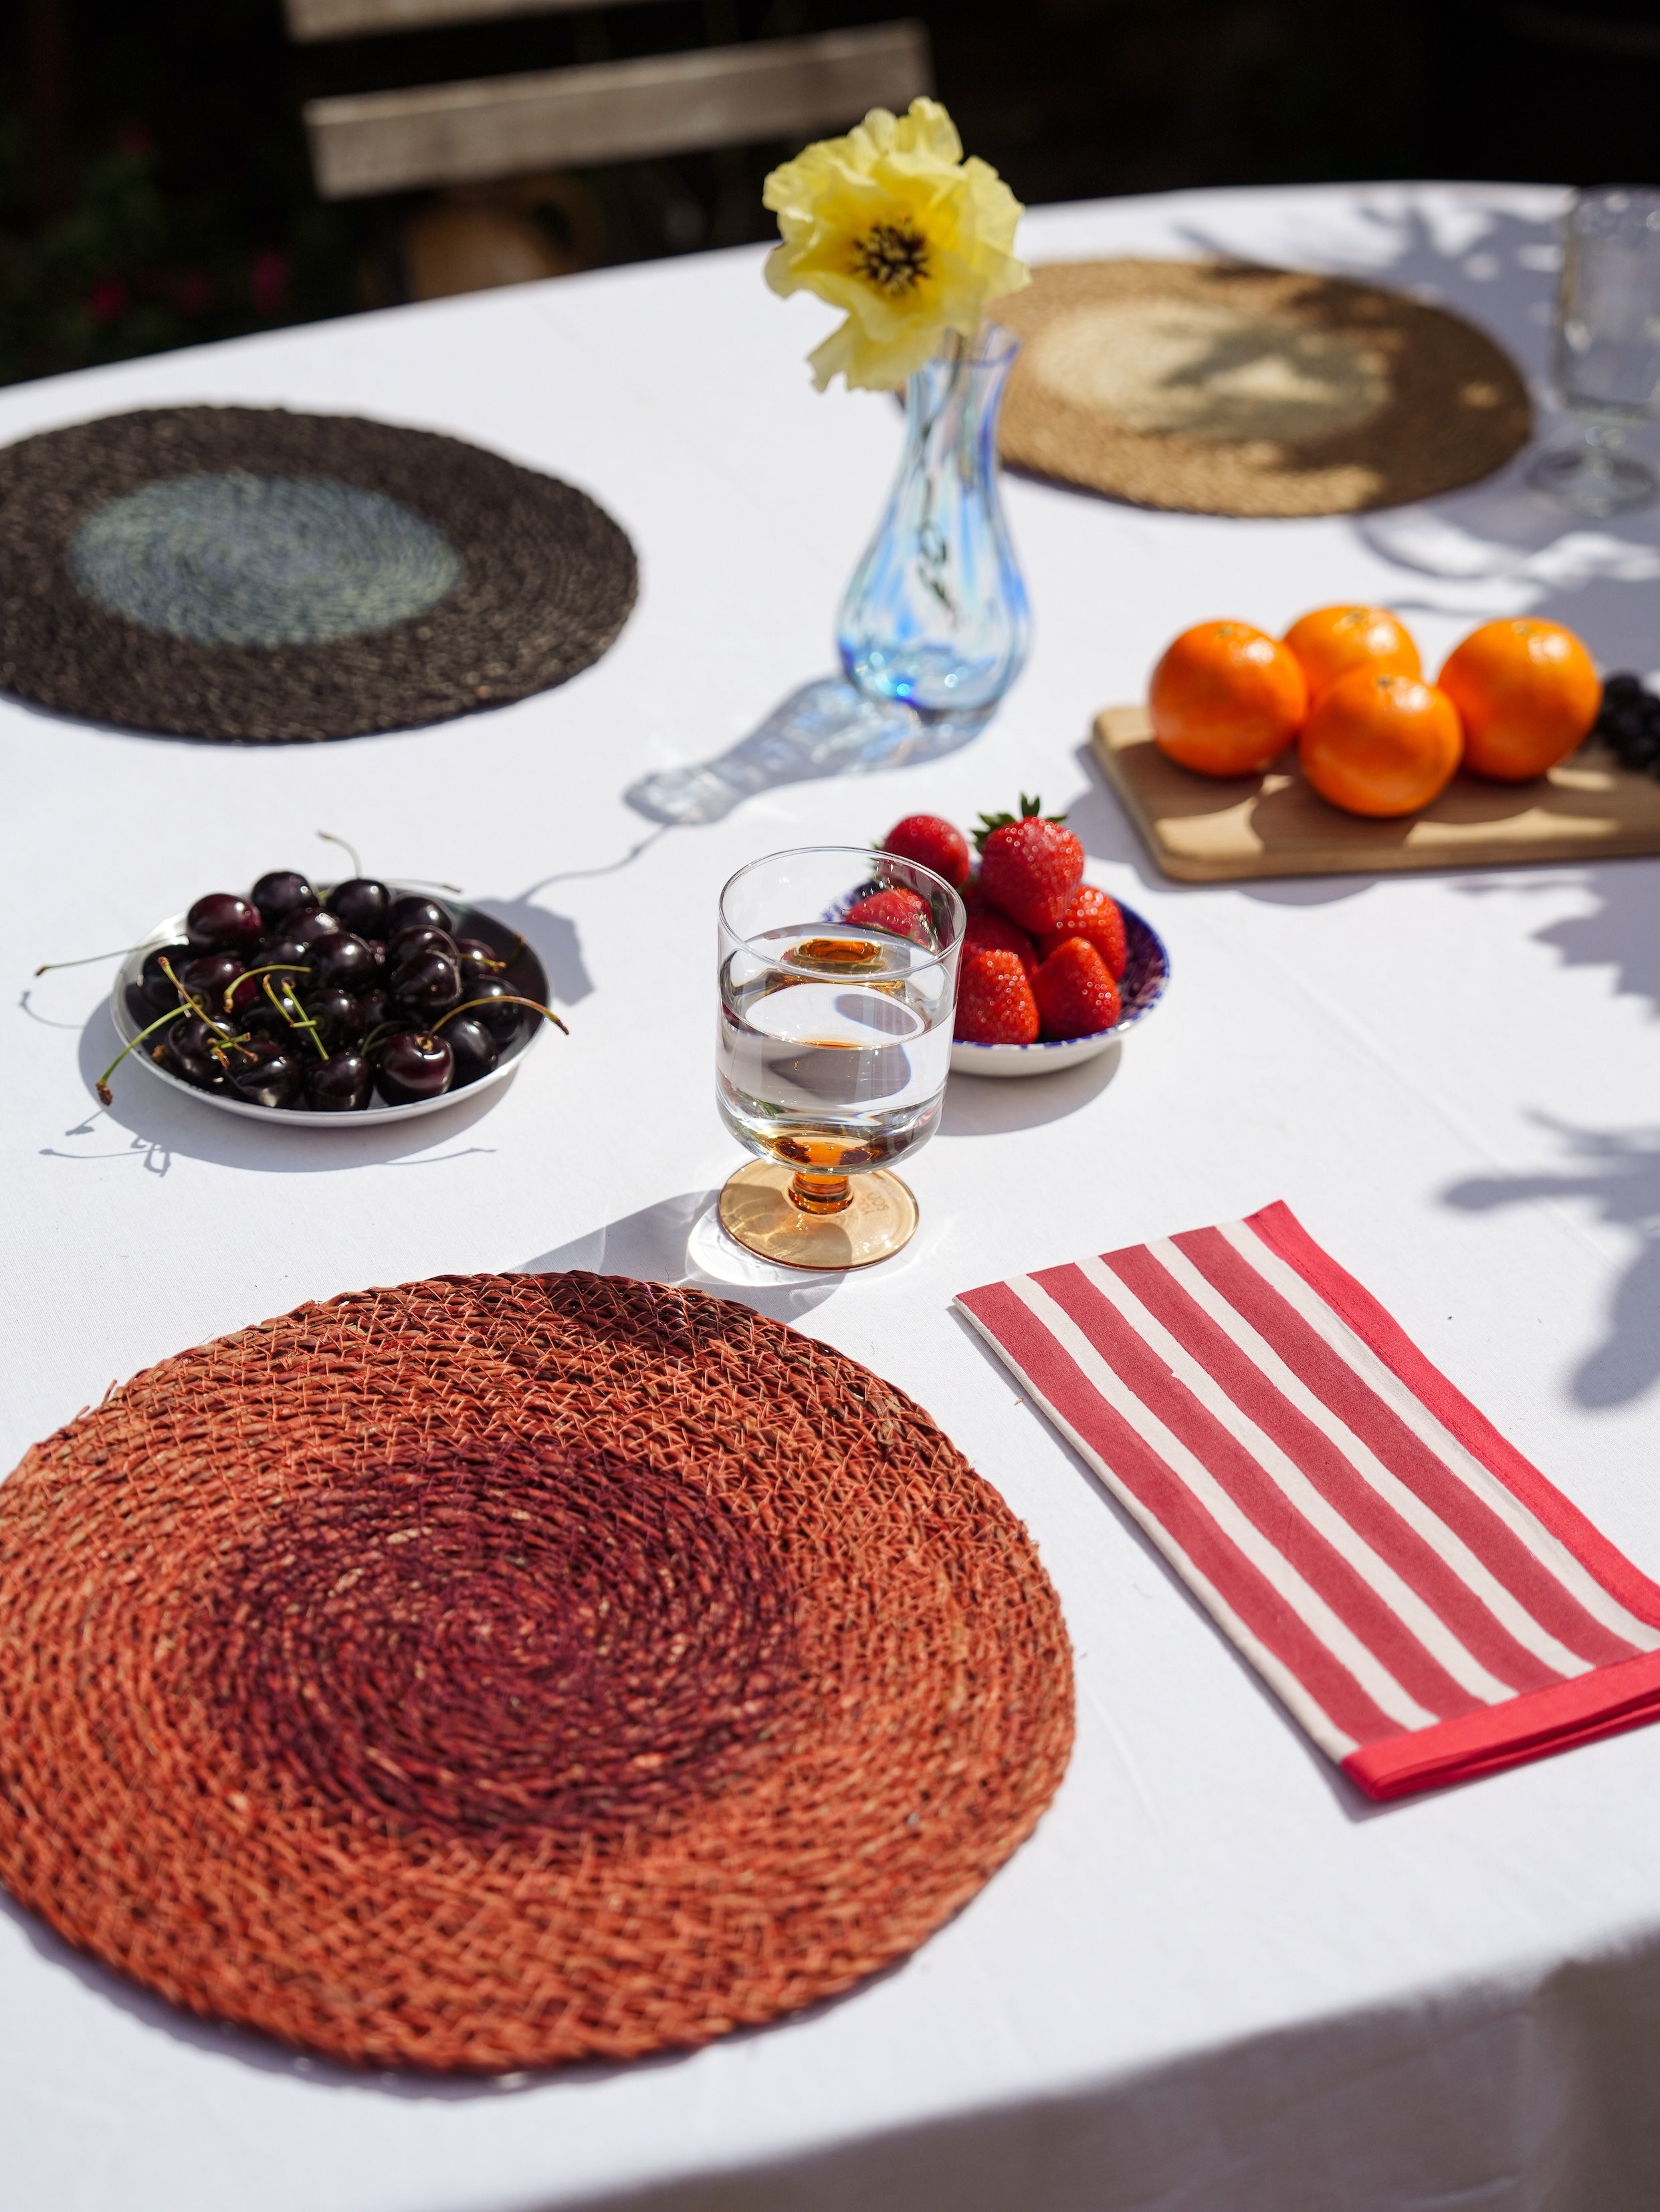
xmin=878 ymin=805 xmax=1170 ymax=1078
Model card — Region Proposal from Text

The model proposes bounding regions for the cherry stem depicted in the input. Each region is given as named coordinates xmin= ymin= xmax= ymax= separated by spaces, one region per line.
xmin=433 ymin=994 xmax=568 ymax=1036
xmin=95 ymin=1005 xmax=186 ymax=1104
xmin=35 ymin=944 xmax=143 ymax=976
xmin=316 ymin=829 xmax=363 ymax=880
xmin=264 ymin=973 xmax=328 ymax=1060
xmin=226 ymin=962 xmax=309 ymax=1011
xmin=159 ymin=956 xmax=233 ymax=1037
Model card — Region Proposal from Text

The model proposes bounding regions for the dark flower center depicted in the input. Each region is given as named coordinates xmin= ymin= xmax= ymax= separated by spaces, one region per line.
xmin=853 ymin=223 xmax=930 ymax=296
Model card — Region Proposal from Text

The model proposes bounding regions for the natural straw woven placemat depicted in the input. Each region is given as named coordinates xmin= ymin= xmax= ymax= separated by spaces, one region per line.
xmin=995 ymin=260 xmax=1532 ymax=516
xmin=0 ymin=1272 xmax=1073 ymax=2072
xmin=0 ymin=407 xmax=637 ymax=741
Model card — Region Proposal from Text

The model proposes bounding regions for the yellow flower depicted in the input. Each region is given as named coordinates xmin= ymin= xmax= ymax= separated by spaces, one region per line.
xmin=762 ymin=98 xmax=1029 ymax=392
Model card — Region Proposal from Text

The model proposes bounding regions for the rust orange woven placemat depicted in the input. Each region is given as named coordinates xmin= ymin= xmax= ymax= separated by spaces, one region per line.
xmin=0 ymin=1272 xmax=1073 ymax=2072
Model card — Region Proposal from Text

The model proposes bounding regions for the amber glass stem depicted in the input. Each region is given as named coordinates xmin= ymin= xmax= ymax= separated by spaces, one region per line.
xmin=788 ymin=1172 xmax=853 ymax=1215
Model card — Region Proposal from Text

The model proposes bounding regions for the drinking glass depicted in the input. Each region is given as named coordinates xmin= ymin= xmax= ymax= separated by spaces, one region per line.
xmin=716 ymin=847 xmax=965 ymax=1270
xmin=1530 ymin=185 xmax=1660 ymax=515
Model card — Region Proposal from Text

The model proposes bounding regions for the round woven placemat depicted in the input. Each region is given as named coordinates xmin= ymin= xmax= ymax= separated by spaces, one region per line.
xmin=0 ymin=407 xmax=637 ymax=741
xmin=994 ymin=259 xmax=1532 ymax=516
xmin=0 ymin=1272 xmax=1072 ymax=2071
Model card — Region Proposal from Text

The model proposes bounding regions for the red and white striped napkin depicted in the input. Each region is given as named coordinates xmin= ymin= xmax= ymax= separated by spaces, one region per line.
xmin=957 ymin=1201 xmax=1660 ymax=1799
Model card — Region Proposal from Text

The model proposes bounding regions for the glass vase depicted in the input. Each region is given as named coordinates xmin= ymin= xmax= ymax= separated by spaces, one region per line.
xmin=837 ymin=320 xmax=1031 ymax=722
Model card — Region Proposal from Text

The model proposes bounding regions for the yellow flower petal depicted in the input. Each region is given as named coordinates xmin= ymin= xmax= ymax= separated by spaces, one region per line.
xmin=762 ymin=98 xmax=1028 ymax=393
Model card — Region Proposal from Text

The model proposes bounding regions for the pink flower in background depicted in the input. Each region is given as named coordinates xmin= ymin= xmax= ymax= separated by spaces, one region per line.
xmin=86 ymin=278 xmax=129 ymax=324
xmin=249 ymin=249 xmax=290 ymax=320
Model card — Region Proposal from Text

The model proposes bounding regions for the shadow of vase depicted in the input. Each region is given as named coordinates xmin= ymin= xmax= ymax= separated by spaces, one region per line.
xmin=624 ymin=676 xmax=993 ymax=827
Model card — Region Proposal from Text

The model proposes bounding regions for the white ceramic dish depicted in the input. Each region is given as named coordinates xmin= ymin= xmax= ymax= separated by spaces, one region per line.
xmin=108 ymin=886 xmax=550 ymax=1126
xmin=949 ymin=900 xmax=1169 ymax=1080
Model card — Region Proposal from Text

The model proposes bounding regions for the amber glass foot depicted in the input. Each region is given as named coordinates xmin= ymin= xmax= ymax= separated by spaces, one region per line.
xmin=718 ymin=1161 xmax=918 ymax=1271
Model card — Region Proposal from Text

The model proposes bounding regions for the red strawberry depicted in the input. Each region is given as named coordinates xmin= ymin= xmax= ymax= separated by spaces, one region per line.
xmin=844 ymin=886 xmax=934 ymax=943
xmin=974 ymin=797 xmax=1084 ymax=933
xmin=954 ymin=949 xmax=1040 ymax=1045
xmin=1033 ymin=937 xmax=1121 ymax=1039
xmin=1037 ymin=886 xmax=1127 ymax=979
xmin=881 ymin=813 xmax=970 ymax=888
xmin=963 ymin=906 xmax=1038 ymax=979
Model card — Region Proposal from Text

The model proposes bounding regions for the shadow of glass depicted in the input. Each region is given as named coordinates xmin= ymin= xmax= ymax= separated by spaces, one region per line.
xmin=519 ymin=1187 xmax=839 ymax=1324
xmin=1443 ymin=1112 xmax=1660 ymax=1407
xmin=940 ymin=1043 xmax=1121 ymax=1135
xmin=623 ymin=676 xmax=993 ymax=827
xmin=51 ymin=999 xmax=512 ymax=1173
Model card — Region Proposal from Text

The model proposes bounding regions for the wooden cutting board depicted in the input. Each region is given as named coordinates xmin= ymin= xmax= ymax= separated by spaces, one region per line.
xmin=1092 ymin=704 xmax=1660 ymax=882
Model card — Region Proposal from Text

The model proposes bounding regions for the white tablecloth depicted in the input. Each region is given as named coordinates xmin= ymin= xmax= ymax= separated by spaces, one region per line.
xmin=6 ymin=181 xmax=1660 ymax=2212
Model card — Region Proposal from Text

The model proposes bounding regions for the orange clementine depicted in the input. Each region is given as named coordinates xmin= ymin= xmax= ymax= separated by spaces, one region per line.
xmin=1299 ymin=667 xmax=1463 ymax=817
xmin=1149 ymin=620 xmax=1308 ymax=777
xmin=1437 ymin=617 xmax=1600 ymax=781
xmin=1283 ymin=604 xmax=1421 ymax=696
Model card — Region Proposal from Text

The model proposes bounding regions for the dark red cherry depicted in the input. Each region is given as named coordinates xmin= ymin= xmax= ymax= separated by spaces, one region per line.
xmin=377 ymin=1031 xmax=453 ymax=1105
xmin=250 ymin=872 xmax=319 ymax=930
xmin=389 ymin=948 xmax=462 ymax=1015
xmin=187 ymin=893 xmax=264 ymax=953
xmin=443 ymin=1014 xmax=498 ymax=1086
xmin=302 ymin=989 xmax=365 ymax=1046
xmin=179 ymin=952 xmax=244 ymax=1006
xmin=460 ymin=975 xmax=525 ymax=1043
xmin=313 ymin=932 xmax=376 ymax=992
xmin=356 ymin=987 xmax=393 ymax=1035
xmin=364 ymin=937 xmax=388 ymax=977
xmin=385 ymin=894 xmax=453 ymax=940
xmin=326 ymin=878 xmax=391 ymax=938
xmin=455 ymin=936 xmax=506 ymax=984
xmin=138 ymin=941 xmax=193 ymax=1013
xmin=161 ymin=1015 xmax=228 ymax=1089
xmin=288 ymin=908 xmax=343 ymax=948
xmin=260 ymin=936 xmax=317 ymax=977
xmin=225 ymin=1038 xmax=304 ymax=1110
xmin=225 ymin=965 xmax=291 ymax=1017
xmin=306 ymin=1051 xmax=373 ymax=1111
xmin=388 ymin=924 xmax=457 ymax=965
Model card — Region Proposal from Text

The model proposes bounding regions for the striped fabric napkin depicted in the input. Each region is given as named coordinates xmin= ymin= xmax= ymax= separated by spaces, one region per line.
xmin=956 ymin=1201 xmax=1660 ymax=1799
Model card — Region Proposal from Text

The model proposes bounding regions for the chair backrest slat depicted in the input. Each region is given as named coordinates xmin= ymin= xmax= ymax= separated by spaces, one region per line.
xmin=286 ymin=0 xmax=654 ymax=45
xmin=304 ymin=22 xmax=932 ymax=200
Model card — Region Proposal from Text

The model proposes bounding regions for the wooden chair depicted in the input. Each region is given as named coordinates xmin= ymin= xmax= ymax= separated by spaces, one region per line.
xmin=287 ymin=3 xmax=932 ymax=204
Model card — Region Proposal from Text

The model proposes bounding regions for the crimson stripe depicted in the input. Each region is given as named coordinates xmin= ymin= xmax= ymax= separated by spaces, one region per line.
xmin=1033 ymin=1264 xmax=1481 ymax=1722
xmin=1343 ymin=1647 xmax=1660 ymax=1800
xmin=1247 ymin=1201 xmax=1660 ymax=1631
xmin=1173 ymin=1226 xmax=1641 ymax=1669
xmin=958 ymin=1282 xmax=1402 ymax=1747
xmin=1104 ymin=1244 xmax=1560 ymax=1695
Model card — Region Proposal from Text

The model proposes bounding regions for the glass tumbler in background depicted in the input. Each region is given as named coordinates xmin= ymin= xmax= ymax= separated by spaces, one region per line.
xmin=716 ymin=847 xmax=966 ymax=1270
xmin=1530 ymin=185 xmax=1660 ymax=515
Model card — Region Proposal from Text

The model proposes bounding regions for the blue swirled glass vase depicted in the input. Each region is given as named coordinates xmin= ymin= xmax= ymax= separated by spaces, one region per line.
xmin=836 ymin=319 xmax=1031 ymax=722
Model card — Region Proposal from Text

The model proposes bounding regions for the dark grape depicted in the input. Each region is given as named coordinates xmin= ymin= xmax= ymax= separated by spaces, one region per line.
xmin=250 ymin=871 xmax=319 ymax=929
xmin=326 ymin=878 xmax=391 ymax=937
xmin=443 ymin=1014 xmax=498 ymax=1086
xmin=1604 ymin=672 xmax=1645 ymax=704
xmin=306 ymin=1052 xmax=373 ymax=1111
xmin=187 ymin=893 xmax=264 ymax=953
xmin=377 ymin=1031 xmax=453 ymax=1106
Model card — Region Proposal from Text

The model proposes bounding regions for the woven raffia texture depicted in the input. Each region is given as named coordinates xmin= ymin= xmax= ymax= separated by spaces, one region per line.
xmin=996 ymin=260 xmax=1532 ymax=516
xmin=0 ymin=1273 xmax=1073 ymax=2072
xmin=0 ymin=407 xmax=637 ymax=741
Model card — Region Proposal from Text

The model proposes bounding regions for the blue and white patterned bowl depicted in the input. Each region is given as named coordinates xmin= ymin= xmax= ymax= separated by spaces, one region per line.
xmin=950 ymin=899 xmax=1170 ymax=1079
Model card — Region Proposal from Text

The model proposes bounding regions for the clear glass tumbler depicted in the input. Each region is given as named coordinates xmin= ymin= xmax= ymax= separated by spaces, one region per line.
xmin=716 ymin=847 xmax=965 ymax=1270
xmin=1530 ymin=185 xmax=1660 ymax=515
